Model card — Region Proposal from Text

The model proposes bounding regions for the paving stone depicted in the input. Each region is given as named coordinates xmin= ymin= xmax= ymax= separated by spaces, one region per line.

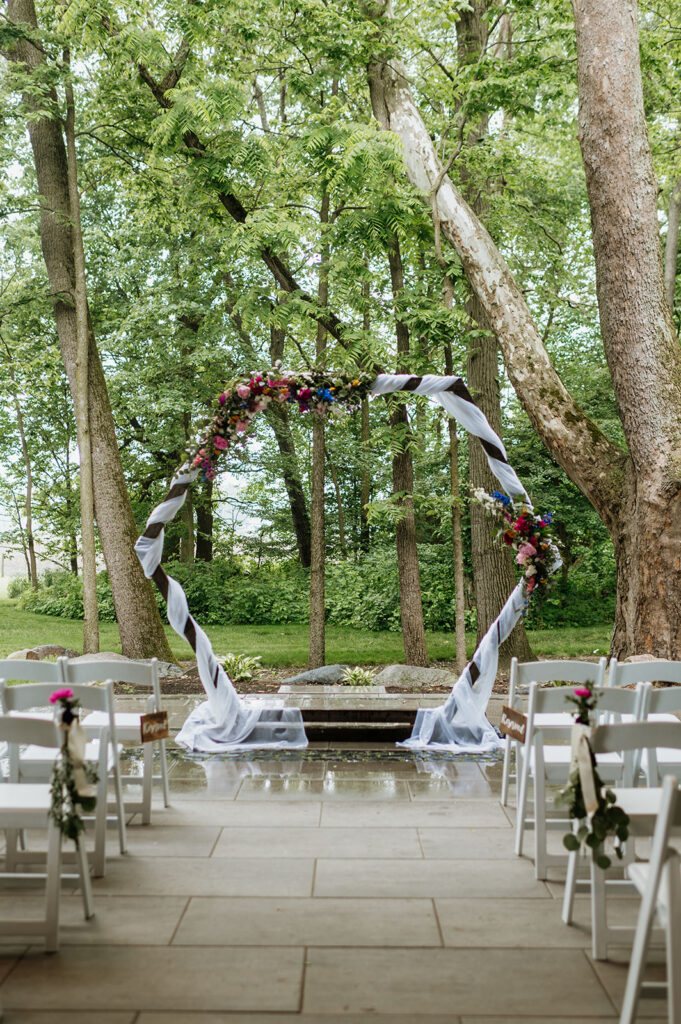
xmin=320 ymin=798 xmax=510 ymax=828
xmin=302 ymin=947 xmax=614 ymax=1016
xmin=314 ymin=857 xmax=550 ymax=899
xmin=174 ymin=896 xmax=441 ymax=947
xmin=236 ymin=778 xmax=411 ymax=801
xmin=212 ymin=825 xmax=422 ymax=860
xmin=418 ymin=827 xmax=520 ymax=860
xmin=90 ymin=855 xmax=314 ymax=897
xmin=3 ymin=946 xmax=304 ymax=1012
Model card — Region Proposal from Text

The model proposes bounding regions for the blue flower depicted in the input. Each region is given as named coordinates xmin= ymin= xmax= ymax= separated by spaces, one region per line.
xmin=491 ymin=490 xmax=511 ymax=506
xmin=543 ymin=512 xmax=553 ymax=523
xmin=317 ymin=387 xmax=334 ymax=402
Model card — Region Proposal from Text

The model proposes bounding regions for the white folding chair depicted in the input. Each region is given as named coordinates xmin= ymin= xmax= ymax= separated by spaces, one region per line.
xmin=0 ymin=681 xmax=126 ymax=876
xmin=638 ymin=683 xmax=681 ymax=785
xmin=501 ymin=657 xmax=607 ymax=806
xmin=620 ymin=772 xmax=681 ymax=1024
xmin=516 ymin=682 xmax=643 ymax=880
xmin=0 ymin=715 xmax=94 ymax=952
xmin=0 ymin=660 xmax=66 ymax=684
xmin=563 ymin=720 xmax=681 ymax=961
xmin=63 ymin=658 xmax=170 ymax=824
xmin=609 ymin=659 xmax=681 ymax=721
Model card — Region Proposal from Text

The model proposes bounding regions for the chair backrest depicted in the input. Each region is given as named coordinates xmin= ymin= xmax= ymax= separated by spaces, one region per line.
xmin=609 ymin=658 xmax=681 ymax=688
xmin=0 ymin=659 xmax=66 ymax=684
xmin=0 ymin=680 xmax=117 ymax=744
xmin=643 ymin=683 xmax=681 ymax=717
xmin=591 ymin=720 xmax=681 ymax=755
xmin=0 ymin=714 xmax=60 ymax=749
xmin=509 ymin=657 xmax=607 ymax=707
xmin=63 ymin=658 xmax=161 ymax=709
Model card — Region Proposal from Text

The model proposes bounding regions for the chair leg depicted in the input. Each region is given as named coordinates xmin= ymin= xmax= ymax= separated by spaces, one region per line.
xmin=93 ymin=772 xmax=107 ymax=878
xmin=534 ymin=768 xmax=548 ymax=880
xmin=159 ymin=738 xmax=170 ymax=808
xmin=515 ymin=749 xmax=530 ymax=857
xmin=562 ymin=844 xmax=579 ymax=924
xmin=591 ymin=856 xmax=609 ymax=961
xmin=44 ymin=821 xmax=62 ymax=954
xmin=111 ymin=746 xmax=127 ymax=853
xmin=501 ymin=737 xmax=512 ymax=806
xmin=664 ymin=854 xmax=681 ymax=1024
xmin=141 ymin=742 xmax=153 ymax=826
xmin=75 ymin=835 xmax=94 ymax=920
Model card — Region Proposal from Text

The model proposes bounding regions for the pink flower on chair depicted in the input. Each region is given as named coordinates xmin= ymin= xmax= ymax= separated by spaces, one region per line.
xmin=573 ymin=687 xmax=591 ymax=698
xmin=49 ymin=688 xmax=74 ymax=704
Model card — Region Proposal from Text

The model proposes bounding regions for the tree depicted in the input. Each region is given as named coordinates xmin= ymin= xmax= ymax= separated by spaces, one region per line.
xmin=6 ymin=0 xmax=174 ymax=660
xmin=368 ymin=0 xmax=681 ymax=658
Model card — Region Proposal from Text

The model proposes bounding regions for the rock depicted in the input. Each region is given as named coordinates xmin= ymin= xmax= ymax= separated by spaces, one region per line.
xmin=32 ymin=644 xmax=80 ymax=660
xmin=6 ymin=649 xmax=38 ymax=660
xmin=373 ymin=665 xmax=457 ymax=690
xmin=69 ymin=653 xmax=185 ymax=678
xmin=283 ymin=664 xmax=349 ymax=685
xmin=625 ymin=655 xmax=668 ymax=663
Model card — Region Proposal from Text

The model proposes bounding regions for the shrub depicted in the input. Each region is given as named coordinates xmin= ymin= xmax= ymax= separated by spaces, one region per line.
xmin=219 ymin=651 xmax=262 ymax=682
xmin=18 ymin=569 xmax=117 ymax=622
xmin=341 ymin=666 xmax=375 ymax=687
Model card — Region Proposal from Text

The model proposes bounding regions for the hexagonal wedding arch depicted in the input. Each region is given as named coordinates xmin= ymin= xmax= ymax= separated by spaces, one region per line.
xmin=135 ymin=370 xmax=559 ymax=753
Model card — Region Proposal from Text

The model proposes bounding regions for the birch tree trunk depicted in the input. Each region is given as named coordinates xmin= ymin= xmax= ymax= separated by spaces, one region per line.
xmin=368 ymin=0 xmax=681 ymax=658
xmin=7 ymin=0 xmax=174 ymax=661
xmin=664 ymin=177 xmax=681 ymax=313
xmin=2 ymin=343 xmax=38 ymax=589
xmin=64 ymin=65 xmax=99 ymax=653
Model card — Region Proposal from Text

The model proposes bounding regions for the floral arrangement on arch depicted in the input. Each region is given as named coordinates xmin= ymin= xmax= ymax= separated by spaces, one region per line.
xmin=191 ymin=368 xmax=375 ymax=480
xmin=472 ymin=489 xmax=558 ymax=600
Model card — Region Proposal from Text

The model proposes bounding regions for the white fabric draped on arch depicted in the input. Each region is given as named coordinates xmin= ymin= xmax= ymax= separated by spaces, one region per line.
xmin=135 ymin=372 xmax=556 ymax=753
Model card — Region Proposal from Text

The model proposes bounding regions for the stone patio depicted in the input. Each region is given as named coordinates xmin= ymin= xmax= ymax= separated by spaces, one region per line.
xmin=0 ymin=741 xmax=665 ymax=1022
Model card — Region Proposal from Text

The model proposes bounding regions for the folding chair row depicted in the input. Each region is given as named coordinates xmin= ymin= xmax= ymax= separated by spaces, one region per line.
xmin=0 ymin=656 xmax=171 ymax=824
xmin=514 ymin=681 xmax=646 ymax=880
xmin=0 ymin=680 xmax=125 ymax=878
xmin=0 ymin=715 xmax=94 ymax=953
xmin=501 ymin=657 xmax=681 ymax=809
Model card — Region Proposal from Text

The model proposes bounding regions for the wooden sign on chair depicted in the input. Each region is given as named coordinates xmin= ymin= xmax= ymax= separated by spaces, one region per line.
xmin=499 ymin=705 xmax=527 ymax=743
xmin=140 ymin=711 xmax=169 ymax=744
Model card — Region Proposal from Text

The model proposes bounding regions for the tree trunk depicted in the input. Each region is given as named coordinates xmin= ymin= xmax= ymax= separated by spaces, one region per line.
xmin=222 ymin=283 xmax=312 ymax=566
xmin=308 ymin=190 xmax=330 ymax=669
xmin=359 ymin=397 xmax=371 ymax=551
xmin=195 ymin=478 xmax=213 ymax=562
xmin=443 ymin=328 xmax=468 ymax=673
xmin=664 ymin=177 xmax=680 ymax=313
xmin=327 ymin=455 xmax=347 ymax=557
xmin=64 ymin=62 xmax=99 ymax=653
xmin=368 ymin=0 xmax=681 ymax=658
xmin=8 ymin=0 xmax=174 ymax=661
xmin=2 ymin=343 xmax=38 ymax=589
xmin=179 ymin=488 xmax=194 ymax=562
xmin=387 ymin=235 xmax=429 ymax=666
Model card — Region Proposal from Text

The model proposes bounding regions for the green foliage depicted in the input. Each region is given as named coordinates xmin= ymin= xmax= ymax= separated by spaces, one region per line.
xmin=219 ymin=651 xmax=262 ymax=682
xmin=341 ymin=665 xmax=375 ymax=687
xmin=18 ymin=570 xmax=117 ymax=622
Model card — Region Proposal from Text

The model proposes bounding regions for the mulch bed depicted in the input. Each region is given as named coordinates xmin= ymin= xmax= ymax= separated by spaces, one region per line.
xmin=120 ymin=659 xmax=516 ymax=697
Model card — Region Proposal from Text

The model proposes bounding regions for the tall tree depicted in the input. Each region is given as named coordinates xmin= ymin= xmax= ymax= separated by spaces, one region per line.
xmin=368 ymin=0 xmax=681 ymax=658
xmin=6 ymin=0 xmax=174 ymax=660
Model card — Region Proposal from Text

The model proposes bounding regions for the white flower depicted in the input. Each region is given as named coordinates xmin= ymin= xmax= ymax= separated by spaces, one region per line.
xmin=525 ymin=565 xmax=537 ymax=577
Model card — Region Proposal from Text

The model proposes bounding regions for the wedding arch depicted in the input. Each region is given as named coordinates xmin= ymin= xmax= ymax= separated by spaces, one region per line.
xmin=135 ymin=370 xmax=559 ymax=753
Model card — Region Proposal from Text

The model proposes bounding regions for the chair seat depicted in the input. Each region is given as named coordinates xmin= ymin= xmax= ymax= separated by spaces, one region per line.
xmin=627 ymin=861 xmax=679 ymax=927
xmin=0 ymin=783 xmax=51 ymax=824
xmin=642 ymin=747 xmax=681 ymax=767
xmin=531 ymin=746 xmax=623 ymax=766
xmin=82 ymin=710 xmax=145 ymax=741
xmin=20 ymin=740 xmax=117 ymax=775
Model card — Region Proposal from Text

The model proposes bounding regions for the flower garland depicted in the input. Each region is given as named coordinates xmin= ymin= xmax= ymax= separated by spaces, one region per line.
xmin=471 ymin=489 xmax=558 ymax=600
xmin=555 ymin=683 xmax=630 ymax=870
xmin=49 ymin=688 xmax=98 ymax=841
xmin=191 ymin=369 xmax=375 ymax=480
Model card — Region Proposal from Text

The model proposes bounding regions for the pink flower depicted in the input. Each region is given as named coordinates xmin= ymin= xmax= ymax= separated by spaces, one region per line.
xmin=218 ymin=392 xmax=227 ymax=406
xmin=49 ymin=688 xmax=73 ymax=704
xmin=213 ymin=436 xmax=228 ymax=451
xmin=516 ymin=542 xmax=537 ymax=565
xmin=237 ymin=384 xmax=251 ymax=400
xmin=192 ymin=453 xmax=203 ymax=467
xmin=236 ymin=420 xmax=249 ymax=432
xmin=574 ymin=687 xmax=591 ymax=698
xmin=277 ymin=388 xmax=290 ymax=402
xmin=298 ymin=387 xmax=312 ymax=401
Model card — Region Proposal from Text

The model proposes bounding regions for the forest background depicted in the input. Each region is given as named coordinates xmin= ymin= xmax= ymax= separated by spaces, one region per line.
xmin=1 ymin=0 xmax=679 ymax=669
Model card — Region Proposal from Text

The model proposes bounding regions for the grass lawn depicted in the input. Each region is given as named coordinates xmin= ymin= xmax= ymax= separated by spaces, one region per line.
xmin=0 ymin=599 xmax=613 ymax=665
